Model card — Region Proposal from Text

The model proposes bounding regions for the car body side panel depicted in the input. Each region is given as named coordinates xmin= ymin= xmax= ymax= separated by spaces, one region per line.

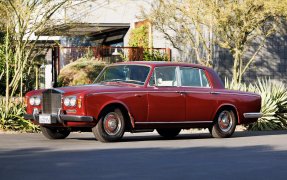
xmin=211 ymin=90 xmax=261 ymax=124
xmin=183 ymin=87 xmax=217 ymax=122
xmin=146 ymin=87 xmax=186 ymax=122
xmin=85 ymin=91 xmax=148 ymax=123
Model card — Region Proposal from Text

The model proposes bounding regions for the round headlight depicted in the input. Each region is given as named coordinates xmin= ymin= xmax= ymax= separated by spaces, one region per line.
xmin=64 ymin=97 xmax=70 ymax=106
xmin=34 ymin=97 xmax=41 ymax=106
xmin=70 ymin=97 xmax=77 ymax=107
xmin=29 ymin=96 xmax=41 ymax=106
xmin=29 ymin=97 xmax=35 ymax=105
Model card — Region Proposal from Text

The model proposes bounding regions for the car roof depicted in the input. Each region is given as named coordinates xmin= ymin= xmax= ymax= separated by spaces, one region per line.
xmin=113 ymin=61 xmax=224 ymax=89
xmin=114 ymin=61 xmax=209 ymax=69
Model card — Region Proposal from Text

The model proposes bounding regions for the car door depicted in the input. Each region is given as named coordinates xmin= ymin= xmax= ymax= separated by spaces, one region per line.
xmin=179 ymin=66 xmax=217 ymax=122
xmin=147 ymin=66 xmax=186 ymax=122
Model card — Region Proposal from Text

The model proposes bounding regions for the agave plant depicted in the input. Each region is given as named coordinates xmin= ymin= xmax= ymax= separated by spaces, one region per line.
xmin=248 ymin=79 xmax=287 ymax=130
xmin=225 ymin=78 xmax=287 ymax=131
xmin=0 ymin=97 xmax=39 ymax=132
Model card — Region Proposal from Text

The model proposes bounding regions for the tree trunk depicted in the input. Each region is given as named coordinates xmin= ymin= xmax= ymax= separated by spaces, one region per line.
xmin=232 ymin=49 xmax=243 ymax=86
xmin=5 ymin=36 xmax=10 ymax=114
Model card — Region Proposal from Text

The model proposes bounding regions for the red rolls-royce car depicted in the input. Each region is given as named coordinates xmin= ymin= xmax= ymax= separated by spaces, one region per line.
xmin=24 ymin=61 xmax=262 ymax=142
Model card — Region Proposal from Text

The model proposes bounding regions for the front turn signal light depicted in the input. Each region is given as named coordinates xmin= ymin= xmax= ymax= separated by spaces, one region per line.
xmin=77 ymin=98 xmax=82 ymax=108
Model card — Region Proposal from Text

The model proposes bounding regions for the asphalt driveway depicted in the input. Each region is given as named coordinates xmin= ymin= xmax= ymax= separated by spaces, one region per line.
xmin=0 ymin=130 xmax=287 ymax=180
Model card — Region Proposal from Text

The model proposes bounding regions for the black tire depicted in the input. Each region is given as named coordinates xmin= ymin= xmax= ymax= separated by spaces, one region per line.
xmin=156 ymin=128 xmax=181 ymax=139
xmin=40 ymin=126 xmax=70 ymax=139
xmin=210 ymin=109 xmax=237 ymax=138
xmin=92 ymin=108 xmax=125 ymax=142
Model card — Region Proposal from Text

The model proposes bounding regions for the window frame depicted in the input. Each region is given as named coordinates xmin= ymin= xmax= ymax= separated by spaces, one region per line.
xmin=178 ymin=66 xmax=211 ymax=88
xmin=148 ymin=65 xmax=211 ymax=88
xmin=149 ymin=66 xmax=180 ymax=87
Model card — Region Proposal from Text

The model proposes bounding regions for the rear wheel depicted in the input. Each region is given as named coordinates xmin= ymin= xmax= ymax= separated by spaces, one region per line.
xmin=92 ymin=108 xmax=125 ymax=142
xmin=156 ymin=128 xmax=181 ymax=139
xmin=40 ymin=126 xmax=70 ymax=139
xmin=210 ymin=109 xmax=236 ymax=138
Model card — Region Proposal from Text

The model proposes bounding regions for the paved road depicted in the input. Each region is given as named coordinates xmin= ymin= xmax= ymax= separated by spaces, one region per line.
xmin=0 ymin=130 xmax=287 ymax=180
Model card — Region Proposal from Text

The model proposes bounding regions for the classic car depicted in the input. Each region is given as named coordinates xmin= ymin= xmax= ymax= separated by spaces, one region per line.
xmin=24 ymin=61 xmax=262 ymax=142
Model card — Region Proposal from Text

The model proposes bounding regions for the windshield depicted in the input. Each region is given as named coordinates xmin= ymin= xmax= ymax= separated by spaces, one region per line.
xmin=95 ymin=65 xmax=151 ymax=85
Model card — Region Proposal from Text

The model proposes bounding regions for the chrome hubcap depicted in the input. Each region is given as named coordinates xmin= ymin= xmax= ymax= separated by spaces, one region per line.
xmin=218 ymin=110 xmax=234 ymax=132
xmin=103 ymin=112 xmax=122 ymax=135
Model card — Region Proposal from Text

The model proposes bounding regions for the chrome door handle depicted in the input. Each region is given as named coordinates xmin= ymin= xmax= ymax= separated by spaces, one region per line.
xmin=210 ymin=92 xmax=220 ymax=95
xmin=176 ymin=91 xmax=185 ymax=96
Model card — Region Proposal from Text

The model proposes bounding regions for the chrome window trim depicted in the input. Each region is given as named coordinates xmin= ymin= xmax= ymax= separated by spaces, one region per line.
xmin=88 ymin=90 xmax=259 ymax=96
xmin=94 ymin=64 xmax=152 ymax=86
xmin=178 ymin=66 xmax=211 ymax=88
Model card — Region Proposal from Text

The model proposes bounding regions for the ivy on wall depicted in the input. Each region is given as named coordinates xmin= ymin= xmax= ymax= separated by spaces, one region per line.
xmin=128 ymin=23 xmax=167 ymax=61
xmin=128 ymin=25 xmax=149 ymax=48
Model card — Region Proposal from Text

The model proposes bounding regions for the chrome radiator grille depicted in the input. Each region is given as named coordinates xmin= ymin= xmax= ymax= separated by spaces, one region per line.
xmin=42 ymin=89 xmax=62 ymax=114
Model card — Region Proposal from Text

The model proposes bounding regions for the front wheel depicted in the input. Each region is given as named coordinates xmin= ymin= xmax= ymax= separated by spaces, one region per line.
xmin=92 ymin=108 xmax=125 ymax=142
xmin=40 ymin=126 xmax=70 ymax=139
xmin=156 ymin=128 xmax=181 ymax=139
xmin=210 ymin=109 xmax=237 ymax=138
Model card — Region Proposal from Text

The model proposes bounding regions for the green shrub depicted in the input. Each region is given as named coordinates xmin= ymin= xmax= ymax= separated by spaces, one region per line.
xmin=225 ymin=78 xmax=287 ymax=130
xmin=0 ymin=97 xmax=39 ymax=132
xmin=58 ymin=57 xmax=106 ymax=86
xmin=143 ymin=50 xmax=168 ymax=61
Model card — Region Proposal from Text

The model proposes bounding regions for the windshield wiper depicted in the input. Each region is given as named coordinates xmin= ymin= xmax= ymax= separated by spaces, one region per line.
xmin=122 ymin=79 xmax=144 ymax=85
xmin=100 ymin=79 xmax=125 ymax=83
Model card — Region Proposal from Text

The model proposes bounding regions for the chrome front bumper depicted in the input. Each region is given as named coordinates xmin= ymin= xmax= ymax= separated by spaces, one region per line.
xmin=243 ymin=112 xmax=263 ymax=119
xmin=24 ymin=108 xmax=94 ymax=123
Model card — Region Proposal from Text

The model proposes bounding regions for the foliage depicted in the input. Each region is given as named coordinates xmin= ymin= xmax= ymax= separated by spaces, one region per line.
xmin=142 ymin=0 xmax=215 ymax=67
xmin=0 ymin=0 xmax=74 ymax=132
xmin=0 ymin=97 xmax=39 ymax=132
xmin=58 ymin=57 xmax=106 ymax=86
xmin=143 ymin=0 xmax=287 ymax=84
xmin=226 ymin=78 xmax=287 ymax=130
xmin=128 ymin=24 xmax=167 ymax=61
xmin=0 ymin=0 xmax=70 ymax=113
xmin=143 ymin=50 xmax=168 ymax=61
xmin=211 ymin=0 xmax=287 ymax=86
xmin=128 ymin=25 xmax=149 ymax=48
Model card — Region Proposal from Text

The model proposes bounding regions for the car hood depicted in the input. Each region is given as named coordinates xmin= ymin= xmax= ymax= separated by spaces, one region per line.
xmin=26 ymin=83 xmax=140 ymax=97
xmin=57 ymin=84 xmax=131 ymax=96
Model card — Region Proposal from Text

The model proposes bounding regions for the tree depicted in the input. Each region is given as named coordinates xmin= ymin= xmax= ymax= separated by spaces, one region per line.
xmin=0 ymin=0 xmax=70 ymax=113
xmin=210 ymin=0 xmax=287 ymax=85
xmin=142 ymin=0 xmax=215 ymax=67
xmin=143 ymin=0 xmax=287 ymax=85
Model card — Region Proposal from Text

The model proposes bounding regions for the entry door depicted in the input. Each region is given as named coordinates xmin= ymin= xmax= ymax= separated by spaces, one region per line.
xmin=147 ymin=87 xmax=185 ymax=122
xmin=147 ymin=66 xmax=185 ymax=122
xmin=179 ymin=67 xmax=217 ymax=122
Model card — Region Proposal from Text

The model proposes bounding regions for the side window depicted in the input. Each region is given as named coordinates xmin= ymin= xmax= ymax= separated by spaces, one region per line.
xmin=180 ymin=67 xmax=210 ymax=87
xmin=149 ymin=66 xmax=178 ymax=87
xmin=200 ymin=69 xmax=210 ymax=87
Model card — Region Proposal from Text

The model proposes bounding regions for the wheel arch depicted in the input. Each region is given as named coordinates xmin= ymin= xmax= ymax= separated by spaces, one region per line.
xmin=213 ymin=104 xmax=240 ymax=124
xmin=97 ymin=101 xmax=134 ymax=130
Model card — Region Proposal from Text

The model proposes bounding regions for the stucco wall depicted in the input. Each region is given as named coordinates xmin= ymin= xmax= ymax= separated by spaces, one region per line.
xmin=214 ymin=34 xmax=287 ymax=84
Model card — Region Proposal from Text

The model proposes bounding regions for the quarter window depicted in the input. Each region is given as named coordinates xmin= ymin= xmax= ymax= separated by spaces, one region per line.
xmin=180 ymin=67 xmax=210 ymax=87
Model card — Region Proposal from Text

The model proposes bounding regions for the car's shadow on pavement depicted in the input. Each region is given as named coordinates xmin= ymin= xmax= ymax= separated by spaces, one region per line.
xmin=1 ymin=145 xmax=287 ymax=180
xmin=69 ymin=130 xmax=287 ymax=142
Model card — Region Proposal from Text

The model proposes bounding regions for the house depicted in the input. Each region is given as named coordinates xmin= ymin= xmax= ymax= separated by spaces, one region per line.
xmin=34 ymin=0 xmax=175 ymax=88
xmin=35 ymin=0 xmax=287 ymax=88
